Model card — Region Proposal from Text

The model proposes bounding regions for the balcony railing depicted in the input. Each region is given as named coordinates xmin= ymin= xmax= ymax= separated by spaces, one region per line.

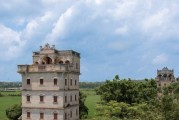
xmin=17 ymin=64 xmax=79 ymax=73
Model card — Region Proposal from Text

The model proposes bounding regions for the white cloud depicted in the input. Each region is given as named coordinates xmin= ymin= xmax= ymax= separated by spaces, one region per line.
xmin=0 ymin=24 xmax=24 ymax=60
xmin=152 ymin=54 xmax=168 ymax=65
xmin=0 ymin=0 xmax=179 ymax=81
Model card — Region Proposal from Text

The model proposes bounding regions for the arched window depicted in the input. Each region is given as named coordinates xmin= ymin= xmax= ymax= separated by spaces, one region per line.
xmin=59 ymin=61 xmax=64 ymax=64
xmin=65 ymin=60 xmax=70 ymax=64
xmin=43 ymin=57 xmax=52 ymax=64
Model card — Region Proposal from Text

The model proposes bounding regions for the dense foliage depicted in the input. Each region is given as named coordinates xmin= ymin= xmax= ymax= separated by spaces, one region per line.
xmin=79 ymin=91 xmax=89 ymax=119
xmin=95 ymin=75 xmax=179 ymax=120
xmin=6 ymin=104 xmax=21 ymax=120
xmin=96 ymin=76 xmax=157 ymax=104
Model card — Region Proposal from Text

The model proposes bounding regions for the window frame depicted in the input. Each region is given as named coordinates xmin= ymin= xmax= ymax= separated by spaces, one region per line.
xmin=54 ymin=78 xmax=58 ymax=86
xmin=53 ymin=96 xmax=58 ymax=103
xmin=27 ymin=112 xmax=30 ymax=118
xmin=27 ymin=79 xmax=31 ymax=85
xmin=40 ymin=96 xmax=44 ymax=103
xmin=40 ymin=112 xmax=44 ymax=119
xmin=40 ymin=78 xmax=44 ymax=85
xmin=27 ymin=95 xmax=30 ymax=102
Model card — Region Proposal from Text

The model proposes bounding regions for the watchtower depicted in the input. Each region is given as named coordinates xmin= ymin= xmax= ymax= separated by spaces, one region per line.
xmin=156 ymin=67 xmax=175 ymax=88
xmin=18 ymin=44 xmax=80 ymax=120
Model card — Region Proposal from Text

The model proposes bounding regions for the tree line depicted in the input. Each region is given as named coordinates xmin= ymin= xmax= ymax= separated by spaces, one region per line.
xmin=95 ymin=75 xmax=179 ymax=120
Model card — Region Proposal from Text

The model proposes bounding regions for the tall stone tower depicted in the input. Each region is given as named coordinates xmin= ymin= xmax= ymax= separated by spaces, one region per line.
xmin=156 ymin=67 xmax=175 ymax=88
xmin=18 ymin=44 xmax=80 ymax=120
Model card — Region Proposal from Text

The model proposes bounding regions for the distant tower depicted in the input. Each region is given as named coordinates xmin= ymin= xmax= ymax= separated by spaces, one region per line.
xmin=18 ymin=44 xmax=80 ymax=120
xmin=156 ymin=67 xmax=175 ymax=88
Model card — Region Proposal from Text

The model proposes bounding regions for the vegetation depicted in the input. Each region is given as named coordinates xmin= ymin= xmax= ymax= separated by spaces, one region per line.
xmin=1 ymin=78 xmax=179 ymax=120
xmin=6 ymin=104 xmax=21 ymax=120
xmin=80 ymin=82 xmax=104 ymax=89
xmin=94 ymin=75 xmax=179 ymax=120
xmin=79 ymin=91 xmax=89 ymax=119
xmin=0 ymin=96 xmax=21 ymax=120
xmin=0 ymin=82 xmax=21 ymax=89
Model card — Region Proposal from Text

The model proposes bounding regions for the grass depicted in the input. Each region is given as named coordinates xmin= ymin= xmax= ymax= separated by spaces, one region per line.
xmin=0 ymin=96 xmax=21 ymax=120
xmin=81 ymin=89 xmax=101 ymax=118
xmin=1 ymin=91 xmax=21 ymax=96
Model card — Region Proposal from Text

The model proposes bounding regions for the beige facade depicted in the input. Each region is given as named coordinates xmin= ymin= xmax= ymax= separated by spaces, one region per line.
xmin=18 ymin=44 xmax=80 ymax=120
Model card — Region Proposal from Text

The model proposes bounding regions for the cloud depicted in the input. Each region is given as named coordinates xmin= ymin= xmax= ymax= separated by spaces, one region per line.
xmin=152 ymin=54 xmax=168 ymax=65
xmin=0 ymin=24 xmax=24 ymax=60
xmin=0 ymin=0 xmax=179 ymax=81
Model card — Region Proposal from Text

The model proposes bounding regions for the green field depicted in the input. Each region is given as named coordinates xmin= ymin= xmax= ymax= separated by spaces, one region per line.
xmin=0 ymin=96 xmax=21 ymax=120
xmin=81 ymin=89 xmax=101 ymax=118
xmin=0 ymin=90 xmax=100 ymax=120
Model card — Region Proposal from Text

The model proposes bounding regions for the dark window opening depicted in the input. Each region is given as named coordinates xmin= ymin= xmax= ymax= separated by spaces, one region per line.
xmin=40 ymin=96 xmax=44 ymax=102
xmin=65 ymin=96 xmax=67 ymax=103
xmin=43 ymin=57 xmax=52 ymax=64
xmin=70 ymin=79 xmax=72 ymax=86
xmin=27 ymin=96 xmax=30 ymax=102
xmin=27 ymin=112 xmax=30 ymax=118
xmin=54 ymin=78 xmax=57 ymax=85
xmin=54 ymin=113 xmax=58 ymax=120
xmin=76 ymin=63 xmax=78 ymax=69
xmin=40 ymin=79 xmax=44 ymax=85
xmin=65 ymin=60 xmax=70 ymax=64
xmin=65 ymin=79 xmax=67 ymax=86
xmin=75 ymin=80 xmax=77 ymax=86
xmin=70 ymin=95 xmax=72 ymax=102
xmin=59 ymin=61 xmax=63 ymax=64
xmin=75 ymin=95 xmax=77 ymax=101
xmin=40 ymin=113 xmax=44 ymax=119
xmin=65 ymin=113 xmax=67 ymax=120
xmin=54 ymin=96 xmax=57 ymax=103
xmin=27 ymin=79 xmax=30 ymax=85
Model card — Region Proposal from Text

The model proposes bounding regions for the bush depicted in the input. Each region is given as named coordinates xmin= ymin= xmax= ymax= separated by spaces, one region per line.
xmin=6 ymin=104 xmax=21 ymax=120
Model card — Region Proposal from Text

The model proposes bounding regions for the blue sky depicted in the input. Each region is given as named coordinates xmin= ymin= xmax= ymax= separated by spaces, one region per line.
xmin=0 ymin=0 xmax=179 ymax=82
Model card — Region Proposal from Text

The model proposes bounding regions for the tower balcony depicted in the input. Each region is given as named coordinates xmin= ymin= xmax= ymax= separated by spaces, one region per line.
xmin=17 ymin=64 xmax=79 ymax=73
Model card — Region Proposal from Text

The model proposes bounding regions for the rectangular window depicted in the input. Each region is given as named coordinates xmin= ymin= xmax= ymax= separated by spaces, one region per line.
xmin=27 ymin=79 xmax=30 ymax=85
xmin=75 ymin=95 xmax=77 ymax=101
xmin=40 ymin=113 xmax=44 ymax=119
xmin=75 ymin=80 xmax=76 ymax=85
xmin=27 ymin=112 xmax=30 ymax=118
xmin=40 ymin=79 xmax=43 ymax=85
xmin=54 ymin=113 xmax=58 ymax=120
xmin=54 ymin=78 xmax=57 ymax=85
xmin=65 ymin=113 xmax=67 ymax=120
xmin=54 ymin=96 xmax=57 ymax=103
xmin=76 ymin=63 xmax=78 ymax=69
xmin=27 ymin=96 xmax=30 ymax=102
xmin=70 ymin=95 xmax=72 ymax=102
xmin=65 ymin=79 xmax=67 ymax=86
xmin=70 ymin=79 xmax=72 ymax=86
xmin=65 ymin=96 xmax=67 ymax=103
xmin=40 ymin=96 xmax=44 ymax=102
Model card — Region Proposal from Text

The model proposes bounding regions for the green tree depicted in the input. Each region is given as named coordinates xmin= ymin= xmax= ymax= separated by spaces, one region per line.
xmin=6 ymin=104 xmax=21 ymax=120
xmin=79 ymin=91 xmax=88 ymax=119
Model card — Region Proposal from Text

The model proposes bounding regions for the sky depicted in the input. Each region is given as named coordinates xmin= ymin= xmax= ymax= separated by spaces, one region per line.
xmin=0 ymin=0 xmax=179 ymax=82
